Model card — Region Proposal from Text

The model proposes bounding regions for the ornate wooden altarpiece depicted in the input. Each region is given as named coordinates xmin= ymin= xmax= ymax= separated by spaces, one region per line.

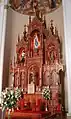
xmin=10 ymin=12 xmax=65 ymax=111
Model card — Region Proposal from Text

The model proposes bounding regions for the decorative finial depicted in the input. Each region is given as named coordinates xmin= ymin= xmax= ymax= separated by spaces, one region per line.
xmin=48 ymin=25 xmax=52 ymax=36
xmin=50 ymin=20 xmax=54 ymax=35
xmin=41 ymin=12 xmax=43 ymax=20
xmin=14 ymin=56 xmax=15 ymax=67
xmin=44 ymin=15 xmax=46 ymax=28
xmin=55 ymin=26 xmax=60 ymax=43
xmin=10 ymin=60 xmax=13 ymax=73
xmin=23 ymin=25 xmax=27 ymax=41
xmin=29 ymin=16 xmax=31 ymax=24
xmin=35 ymin=9 xmax=40 ymax=18
xmin=18 ymin=34 xmax=20 ymax=42
xmin=24 ymin=25 xmax=26 ymax=31
xmin=55 ymin=26 xmax=58 ymax=36
xmin=33 ymin=0 xmax=38 ymax=11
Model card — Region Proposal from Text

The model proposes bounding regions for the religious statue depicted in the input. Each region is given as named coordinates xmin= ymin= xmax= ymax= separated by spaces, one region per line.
xmin=51 ymin=69 xmax=60 ymax=86
xmin=29 ymin=72 xmax=35 ymax=84
xmin=44 ymin=70 xmax=53 ymax=86
xmin=21 ymin=50 xmax=25 ymax=62
xmin=29 ymin=69 xmax=39 ymax=86
xmin=18 ymin=50 xmax=25 ymax=63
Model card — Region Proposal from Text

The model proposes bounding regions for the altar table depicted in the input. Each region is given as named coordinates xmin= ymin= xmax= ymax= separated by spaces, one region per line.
xmin=5 ymin=111 xmax=50 ymax=119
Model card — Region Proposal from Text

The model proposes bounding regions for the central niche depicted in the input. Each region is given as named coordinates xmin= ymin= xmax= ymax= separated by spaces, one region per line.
xmin=28 ymin=65 xmax=39 ymax=93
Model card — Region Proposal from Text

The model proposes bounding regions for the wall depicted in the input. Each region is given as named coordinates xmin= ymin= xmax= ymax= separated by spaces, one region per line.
xmin=62 ymin=0 xmax=71 ymax=114
xmin=3 ymin=5 xmax=68 ymax=110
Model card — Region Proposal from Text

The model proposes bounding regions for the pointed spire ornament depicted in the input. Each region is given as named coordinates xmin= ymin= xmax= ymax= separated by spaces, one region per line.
xmin=55 ymin=26 xmax=58 ymax=36
xmin=55 ymin=26 xmax=60 ymax=43
xmin=18 ymin=34 xmax=20 ymax=42
xmin=44 ymin=15 xmax=47 ymax=28
xmin=29 ymin=16 xmax=31 ymax=24
xmin=48 ymin=25 xmax=52 ymax=36
xmin=35 ymin=9 xmax=40 ymax=19
xmin=23 ymin=25 xmax=27 ymax=41
xmin=50 ymin=20 xmax=54 ymax=35
xmin=14 ymin=56 xmax=15 ymax=67
xmin=10 ymin=60 xmax=13 ymax=73
xmin=41 ymin=12 xmax=43 ymax=20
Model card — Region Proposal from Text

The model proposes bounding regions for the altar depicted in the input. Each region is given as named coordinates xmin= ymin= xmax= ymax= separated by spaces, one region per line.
xmin=9 ymin=6 xmax=65 ymax=115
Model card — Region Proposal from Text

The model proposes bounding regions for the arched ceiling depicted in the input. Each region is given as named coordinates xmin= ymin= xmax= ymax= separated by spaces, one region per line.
xmin=9 ymin=0 xmax=62 ymax=15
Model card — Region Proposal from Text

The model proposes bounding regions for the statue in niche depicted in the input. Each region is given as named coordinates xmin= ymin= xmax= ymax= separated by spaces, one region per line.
xmin=29 ymin=72 xmax=35 ymax=84
xmin=29 ymin=71 xmax=39 ymax=85
xmin=47 ymin=49 xmax=58 ymax=64
xmin=47 ymin=50 xmax=54 ymax=64
xmin=50 ymin=51 xmax=54 ymax=62
xmin=50 ymin=69 xmax=60 ymax=100
xmin=33 ymin=33 xmax=40 ymax=53
xmin=31 ymin=32 xmax=40 ymax=57
xmin=18 ymin=48 xmax=26 ymax=64
xmin=51 ymin=69 xmax=60 ymax=86
xmin=21 ymin=50 xmax=25 ymax=63
xmin=44 ymin=70 xmax=52 ymax=86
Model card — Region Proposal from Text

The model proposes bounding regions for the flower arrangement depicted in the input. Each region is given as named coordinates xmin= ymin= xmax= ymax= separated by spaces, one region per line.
xmin=42 ymin=86 xmax=51 ymax=100
xmin=0 ymin=87 xmax=22 ymax=111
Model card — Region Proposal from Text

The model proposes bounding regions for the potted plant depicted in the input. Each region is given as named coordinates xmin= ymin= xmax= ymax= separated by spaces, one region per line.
xmin=42 ymin=86 xmax=51 ymax=111
xmin=0 ymin=87 xmax=22 ymax=119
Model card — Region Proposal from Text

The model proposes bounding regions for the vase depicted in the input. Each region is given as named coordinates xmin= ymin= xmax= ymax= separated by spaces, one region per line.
xmin=1 ymin=109 xmax=6 ymax=119
xmin=45 ymin=100 xmax=48 ymax=111
xmin=8 ymin=109 xmax=11 ymax=119
xmin=11 ymin=108 xmax=14 ymax=112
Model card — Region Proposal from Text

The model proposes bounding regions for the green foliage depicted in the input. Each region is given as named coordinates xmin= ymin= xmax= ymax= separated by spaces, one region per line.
xmin=1 ymin=87 xmax=22 ymax=111
xmin=42 ymin=87 xmax=51 ymax=100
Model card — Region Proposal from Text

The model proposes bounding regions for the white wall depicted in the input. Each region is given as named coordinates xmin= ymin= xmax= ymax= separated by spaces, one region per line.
xmin=0 ymin=0 xmax=8 ymax=100
xmin=62 ymin=0 xmax=71 ymax=114
xmin=4 ymin=5 xmax=68 ymax=110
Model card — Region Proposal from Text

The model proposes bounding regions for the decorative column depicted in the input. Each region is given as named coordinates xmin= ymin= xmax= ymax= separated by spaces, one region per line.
xmin=39 ymin=67 xmax=42 ymax=87
xmin=0 ymin=0 xmax=8 ymax=103
xmin=62 ymin=0 xmax=71 ymax=115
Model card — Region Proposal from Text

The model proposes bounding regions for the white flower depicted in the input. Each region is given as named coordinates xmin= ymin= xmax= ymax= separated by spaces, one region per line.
xmin=10 ymin=90 xmax=14 ymax=95
xmin=0 ymin=87 xmax=22 ymax=110
xmin=42 ymin=87 xmax=51 ymax=100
